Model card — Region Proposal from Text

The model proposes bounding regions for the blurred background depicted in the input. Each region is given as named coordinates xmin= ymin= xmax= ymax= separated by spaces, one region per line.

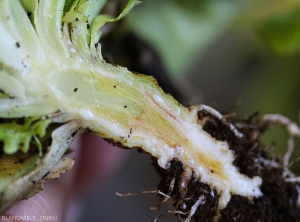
xmin=78 ymin=0 xmax=300 ymax=221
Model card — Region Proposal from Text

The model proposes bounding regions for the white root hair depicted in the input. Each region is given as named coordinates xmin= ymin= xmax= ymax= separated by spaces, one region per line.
xmin=260 ymin=114 xmax=300 ymax=182
xmin=116 ymin=190 xmax=171 ymax=199
xmin=161 ymin=177 xmax=175 ymax=204
xmin=198 ymin=104 xmax=244 ymax=138
xmin=149 ymin=177 xmax=176 ymax=211
xmin=166 ymin=195 xmax=205 ymax=222
xmin=183 ymin=195 xmax=205 ymax=222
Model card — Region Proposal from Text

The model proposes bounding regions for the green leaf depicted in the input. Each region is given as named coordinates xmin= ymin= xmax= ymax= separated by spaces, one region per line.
xmin=0 ymin=117 xmax=51 ymax=154
xmin=19 ymin=0 xmax=38 ymax=25
xmin=257 ymin=10 xmax=300 ymax=54
xmin=90 ymin=0 xmax=141 ymax=49
xmin=125 ymin=0 xmax=239 ymax=78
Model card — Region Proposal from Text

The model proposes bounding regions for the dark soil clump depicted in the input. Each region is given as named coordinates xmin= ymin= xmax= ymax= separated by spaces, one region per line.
xmin=152 ymin=159 xmax=219 ymax=222
xmin=152 ymin=112 xmax=300 ymax=221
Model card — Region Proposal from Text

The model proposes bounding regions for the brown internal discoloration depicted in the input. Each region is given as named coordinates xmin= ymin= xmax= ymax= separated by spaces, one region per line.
xmin=138 ymin=97 xmax=228 ymax=180
xmin=147 ymin=93 xmax=178 ymax=121
xmin=191 ymin=148 xmax=226 ymax=180
xmin=137 ymin=108 xmax=226 ymax=180
xmin=198 ymin=110 xmax=262 ymax=177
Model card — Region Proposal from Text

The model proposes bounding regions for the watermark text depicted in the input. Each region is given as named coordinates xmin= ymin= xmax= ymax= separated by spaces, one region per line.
xmin=2 ymin=215 xmax=58 ymax=221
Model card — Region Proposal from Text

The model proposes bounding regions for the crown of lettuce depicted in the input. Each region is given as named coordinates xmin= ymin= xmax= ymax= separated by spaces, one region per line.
xmin=0 ymin=0 xmax=140 ymax=155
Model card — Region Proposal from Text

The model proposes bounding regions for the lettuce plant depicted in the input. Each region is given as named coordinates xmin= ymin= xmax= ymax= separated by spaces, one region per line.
xmin=0 ymin=0 xmax=299 ymax=221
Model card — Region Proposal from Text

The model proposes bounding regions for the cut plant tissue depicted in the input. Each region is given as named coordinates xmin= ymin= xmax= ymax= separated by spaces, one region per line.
xmin=0 ymin=0 xmax=300 ymax=221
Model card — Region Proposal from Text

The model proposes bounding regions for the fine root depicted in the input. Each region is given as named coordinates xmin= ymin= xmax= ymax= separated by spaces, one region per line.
xmin=198 ymin=104 xmax=243 ymax=138
xmin=116 ymin=190 xmax=171 ymax=199
xmin=259 ymin=114 xmax=300 ymax=182
xmin=183 ymin=195 xmax=205 ymax=222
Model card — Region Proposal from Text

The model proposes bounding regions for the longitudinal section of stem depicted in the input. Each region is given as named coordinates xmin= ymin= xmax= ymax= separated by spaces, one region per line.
xmin=49 ymin=62 xmax=262 ymax=209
